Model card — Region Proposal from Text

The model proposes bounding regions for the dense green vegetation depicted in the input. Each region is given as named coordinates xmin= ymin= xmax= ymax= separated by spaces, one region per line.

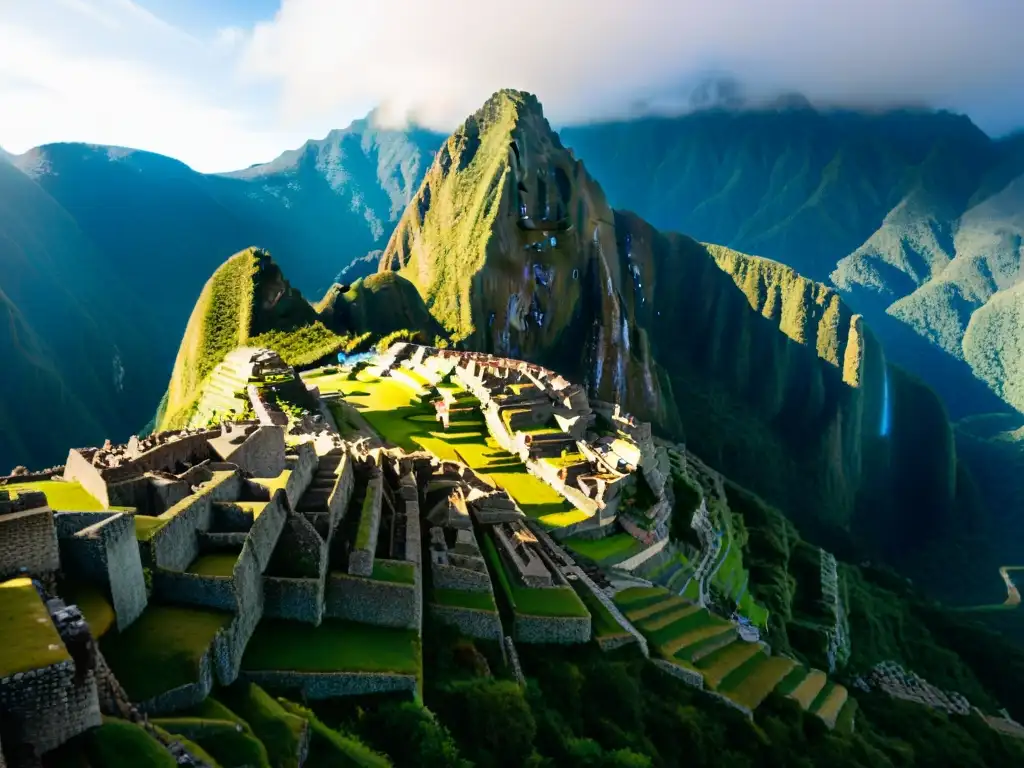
xmin=0 ymin=577 xmax=71 ymax=678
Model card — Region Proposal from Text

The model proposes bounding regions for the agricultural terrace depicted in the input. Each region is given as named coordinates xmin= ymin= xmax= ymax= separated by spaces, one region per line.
xmin=100 ymin=604 xmax=233 ymax=701
xmin=482 ymin=533 xmax=588 ymax=618
xmin=371 ymin=559 xmax=417 ymax=585
xmin=0 ymin=578 xmax=71 ymax=678
xmin=563 ymin=532 xmax=645 ymax=566
xmin=314 ymin=370 xmax=587 ymax=528
xmin=570 ymin=581 xmax=630 ymax=644
xmin=242 ymin=619 xmax=419 ymax=675
xmin=60 ymin=582 xmax=116 ymax=638
xmin=4 ymin=480 xmax=106 ymax=511
xmin=187 ymin=553 xmax=239 ymax=577
xmin=432 ymin=587 xmax=498 ymax=612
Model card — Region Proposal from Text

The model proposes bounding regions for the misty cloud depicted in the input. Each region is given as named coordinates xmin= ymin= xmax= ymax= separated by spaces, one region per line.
xmin=240 ymin=0 xmax=1024 ymax=135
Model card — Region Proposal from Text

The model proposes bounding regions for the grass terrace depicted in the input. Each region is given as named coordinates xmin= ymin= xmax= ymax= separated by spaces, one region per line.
xmin=563 ymin=532 xmax=644 ymax=565
xmin=278 ymin=700 xmax=392 ymax=767
xmin=316 ymin=371 xmax=589 ymax=528
xmin=354 ymin=489 xmax=379 ymax=552
xmin=243 ymin=619 xmax=419 ymax=675
xmin=89 ymin=718 xmax=178 ymax=768
xmin=100 ymin=604 xmax=232 ymax=701
xmin=187 ymin=553 xmax=239 ymax=577
xmin=0 ymin=578 xmax=70 ymax=678
xmin=371 ymin=559 xmax=417 ymax=585
xmin=570 ymin=581 xmax=628 ymax=642
xmin=132 ymin=514 xmax=166 ymax=540
xmin=3 ymin=480 xmax=104 ymax=511
xmin=483 ymin=534 xmax=588 ymax=618
xmin=61 ymin=581 xmax=116 ymax=638
xmin=432 ymin=588 xmax=498 ymax=612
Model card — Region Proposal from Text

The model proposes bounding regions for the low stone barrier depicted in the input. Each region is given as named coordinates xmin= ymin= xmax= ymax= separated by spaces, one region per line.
xmin=432 ymin=562 xmax=491 ymax=592
xmin=430 ymin=604 xmax=503 ymax=641
xmin=242 ymin=670 xmax=417 ymax=700
xmin=514 ymin=613 xmax=591 ymax=644
xmin=325 ymin=572 xmax=419 ymax=629
xmin=348 ymin=474 xmax=382 ymax=577
xmin=148 ymin=471 xmax=241 ymax=571
xmin=652 ymin=659 xmax=704 ymax=690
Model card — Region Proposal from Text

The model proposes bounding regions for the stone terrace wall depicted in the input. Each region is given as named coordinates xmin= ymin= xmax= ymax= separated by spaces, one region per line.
xmin=348 ymin=474 xmax=382 ymax=577
xmin=247 ymin=492 xmax=288 ymax=570
xmin=0 ymin=508 xmax=60 ymax=579
xmin=153 ymin=570 xmax=236 ymax=611
xmin=243 ymin=670 xmax=417 ymax=700
xmin=514 ymin=613 xmax=591 ymax=644
xmin=138 ymin=650 xmax=214 ymax=715
xmin=214 ymin=537 xmax=265 ymax=685
xmin=58 ymin=512 xmax=148 ymax=630
xmin=326 ymin=453 xmax=355 ymax=534
xmin=148 ymin=471 xmax=242 ymax=571
xmin=0 ymin=661 xmax=101 ymax=755
xmin=227 ymin=426 xmax=288 ymax=479
xmin=432 ymin=562 xmax=492 ymax=592
xmin=652 ymin=659 xmax=704 ymax=690
xmin=263 ymin=576 xmax=323 ymax=625
xmin=430 ymin=605 xmax=503 ymax=641
xmin=63 ymin=449 xmax=111 ymax=508
xmin=325 ymin=571 xmax=419 ymax=629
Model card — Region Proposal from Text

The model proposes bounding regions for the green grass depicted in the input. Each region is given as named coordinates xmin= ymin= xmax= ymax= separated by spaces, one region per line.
xmin=613 ymin=586 xmax=674 ymax=609
xmin=187 ymin=553 xmax=239 ymax=577
xmin=570 ymin=581 xmax=627 ymax=640
xmin=355 ymin=486 xmax=379 ymax=551
xmin=433 ymin=588 xmax=498 ymax=612
xmin=4 ymin=480 xmax=103 ymax=510
xmin=0 ymin=577 xmax=70 ymax=678
xmin=318 ymin=373 xmax=585 ymax=528
xmin=100 ymin=604 xmax=232 ymax=701
xmin=89 ymin=718 xmax=177 ymax=768
xmin=278 ymin=699 xmax=393 ymax=767
xmin=133 ymin=514 xmax=167 ymax=540
xmin=151 ymin=724 xmax=223 ymax=768
xmin=371 ymin=559 xmax=417 ymax=585
xmin=251 ymin=321 xmax=348 ymax=367
xmin=219 ymin=682 xmax=308 ymax=768
xmin=243 ymin=619 xmax=420 ymax=675
xmin=61 ymin=581 xmax=116 ymax=638
xmin=151 ymin=716 xmax=271 ymax=768
xmin=563 ymin=533 xmax=644 ymax=565
xmin=482 ymin=533 xmax=589 ymax=618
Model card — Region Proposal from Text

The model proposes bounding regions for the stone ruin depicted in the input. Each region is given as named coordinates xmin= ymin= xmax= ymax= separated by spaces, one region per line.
xmin=855 ymin=661 xmax=971 ymax=716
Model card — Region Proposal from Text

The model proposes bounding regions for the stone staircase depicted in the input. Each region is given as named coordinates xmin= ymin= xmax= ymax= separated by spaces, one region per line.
xmin=189 ymin=348 xmax=260 ymax=428
xmin=296 ymin=449 xmax=344 ymax=539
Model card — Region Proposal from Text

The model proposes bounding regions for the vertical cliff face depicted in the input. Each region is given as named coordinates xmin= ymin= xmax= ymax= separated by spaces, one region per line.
xmin=381 ymin=89 xmax=968 ymax=546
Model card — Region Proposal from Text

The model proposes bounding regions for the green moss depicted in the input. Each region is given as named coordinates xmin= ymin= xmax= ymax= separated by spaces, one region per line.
xmin=151 ymin=717 xmax=271 ymax=768
xmin=133 ymin=514 xmax=167 ymax=540
xmin=0 ymin=577 xmax=71 ymax=678
xmin=277 ymin=698 xmax=393 ymax=767
xmin=570 ymin=581 xmax=626 ymax=640
xmin=187 ymin=553 xmax=238 ymax=577
xmin=482 ymin=533 xmax=589 ymax=618
xmin=243 ymin=619 xmax=419 ymax=675
xmin=151 ymin=724 xmax=223 ymax=768
xmin=371 ymin=559 xmax=417 ymax=585
xmin=355 ymin=486 xmax=379 ymax=552
xmin=219 ymin=682 xmax=308 ymax=768
xmin=89 ymin=718 xmax=177 ymax=768
xmin=100 ymin=604 xmax=232 ymax=701
xmin=432 ymin=588 xmax=498 ymax=612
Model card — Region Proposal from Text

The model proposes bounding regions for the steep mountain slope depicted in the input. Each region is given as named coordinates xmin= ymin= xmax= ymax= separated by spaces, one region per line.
xmin=0 ymin=118 xmax=442 ymax=465
xmin=561 ymin=110 xmax=1023 ymax=419
xmin=0 ymin=161 xmax=162 ymax=471
xmin=317 ymin=272 xmax=445 ymax=338
xmin=381 ymin=90 xmax=977 ymax=563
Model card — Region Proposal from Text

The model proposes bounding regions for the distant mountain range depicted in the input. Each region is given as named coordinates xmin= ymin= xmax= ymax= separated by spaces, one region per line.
xmin=2 ymin=99 xmax=1022 ymax=473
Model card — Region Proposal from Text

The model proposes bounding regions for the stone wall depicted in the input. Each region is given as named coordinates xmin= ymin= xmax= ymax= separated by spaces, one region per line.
xmin=514 ymin=613 xmax=591 ymax=644
xmin=63 ymin=449 xmax=110 ymax=508
xmin=242 ymin=670 xmax=417 ymax=700
xmin=0 ymin=508 xmax=60 ymax=580
xmin=432 ymin=562 xmax=492 ymax=592
xmin=348 ymin=474 xmax=382 ymax=577
xmin=137 ymin=651 xmax=213 ymax=715
xmin=57 ymin=512 xmax=148 ymax=630
xmin=148 ymin=471 xmax=241 ymax=571
xmin=152 ymin=570 xmax=235 ymax=611
xmin=327 ymin=453 xmax=355 ymax=534
xmin=247 ymin=492 xmax=288 ymax=571
xmin=325 ymin=572 xmax=419 ymax=629
xmin=430 ymin=605 xmax=503 ymax=640
xmin=224 ymin=426 xmax=287 ymax=478
xmin=263 ymin=576 xmax=323 ymax=625
xmin=0 ymin=661 xmax=102 ymax=755
xmin=652 ymin=659 xmax=705 ymax=690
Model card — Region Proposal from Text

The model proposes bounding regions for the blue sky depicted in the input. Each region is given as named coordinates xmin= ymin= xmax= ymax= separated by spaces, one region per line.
xmin=2 ymin=0 xmax=1023 ymax=173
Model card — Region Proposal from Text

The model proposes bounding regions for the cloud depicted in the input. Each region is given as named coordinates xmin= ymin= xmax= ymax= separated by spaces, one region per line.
xmin=238 ymin=0 xmax=1024 ymax=135
xmin=0 ymin=0 xmax=303 ymax=172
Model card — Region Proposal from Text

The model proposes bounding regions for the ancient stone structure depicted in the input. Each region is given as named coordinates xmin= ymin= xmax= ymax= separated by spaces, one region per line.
xmin=857 ymin=661 xmax=971 ymax=716
xmin=0 ymin=492 xmax=60 ymax=581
